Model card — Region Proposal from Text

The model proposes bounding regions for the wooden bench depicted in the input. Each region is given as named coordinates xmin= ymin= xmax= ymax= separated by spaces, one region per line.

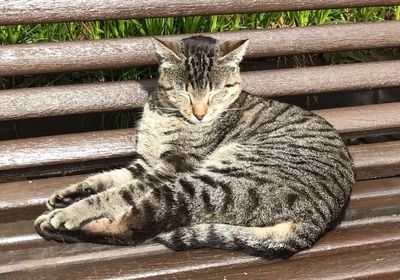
xmin=1 ymin=1 xmax=400 ymax=278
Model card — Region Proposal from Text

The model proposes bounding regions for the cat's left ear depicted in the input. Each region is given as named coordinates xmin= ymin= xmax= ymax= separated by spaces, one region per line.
xmin=218 ymin=39 xmax=249 ymax=66
xmin=151 ymin=37 xmax=183 ymax=66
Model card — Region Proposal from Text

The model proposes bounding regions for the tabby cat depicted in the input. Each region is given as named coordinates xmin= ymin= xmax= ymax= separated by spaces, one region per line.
xmin=35 ymin=35 xmax=354 ymax=258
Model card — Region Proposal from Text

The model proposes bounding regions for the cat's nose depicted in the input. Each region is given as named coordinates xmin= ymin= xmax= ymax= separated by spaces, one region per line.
xmin=194 ymin=113 xmax=205 ymax=121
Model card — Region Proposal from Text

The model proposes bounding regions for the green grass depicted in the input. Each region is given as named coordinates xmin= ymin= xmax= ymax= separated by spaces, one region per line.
xmin=1 ymin=7 xmax=397 ymax=44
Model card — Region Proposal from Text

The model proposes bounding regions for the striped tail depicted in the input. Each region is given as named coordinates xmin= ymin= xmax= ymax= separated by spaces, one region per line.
xmin=155 ymin=221 xmax=319 ymax=258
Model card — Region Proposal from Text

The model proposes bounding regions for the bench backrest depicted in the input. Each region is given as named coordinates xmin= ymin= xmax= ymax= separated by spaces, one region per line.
xmin=0 ymin=0 xmax=400 ymax=182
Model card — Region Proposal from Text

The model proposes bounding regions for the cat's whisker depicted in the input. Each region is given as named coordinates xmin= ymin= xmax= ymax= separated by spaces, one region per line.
xmin=221 ymin=108 xmax=245 ymax=112
xmin=156 ymin=107 xmax=180 ymax=111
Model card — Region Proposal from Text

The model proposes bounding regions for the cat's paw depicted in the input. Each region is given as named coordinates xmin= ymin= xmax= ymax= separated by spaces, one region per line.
xmin=47 ymin=182 xmax=95 ymax=210
xmin=34 ymin=209 xmax=133 ymax=245
xmin=36 ymin=208 xmax=82 ymax=231
xmin=34 ymin=211 xmax=82 ymax=243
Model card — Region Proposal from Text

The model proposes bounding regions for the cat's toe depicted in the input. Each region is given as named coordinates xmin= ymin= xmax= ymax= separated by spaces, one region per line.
xmin=48 ymin=210 xmax=81 ymax=231
xmin=47 ymin=193 xmax=74 ymax=210
xmin=34 ymin=211 xmax=82 ymax=243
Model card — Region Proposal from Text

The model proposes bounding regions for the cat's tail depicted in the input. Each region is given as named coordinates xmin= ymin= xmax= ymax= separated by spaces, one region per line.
xmin=154 ymin=221 xmax=319 ymax=258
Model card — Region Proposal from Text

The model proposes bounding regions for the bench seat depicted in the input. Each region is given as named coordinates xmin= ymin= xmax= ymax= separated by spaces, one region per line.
xmin=1 ymin=176 xmax=400 ymax=278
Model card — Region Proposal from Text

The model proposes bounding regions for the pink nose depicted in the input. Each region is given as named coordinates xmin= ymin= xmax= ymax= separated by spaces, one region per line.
xmin=194 ymin=114 xmax=205 ymax=121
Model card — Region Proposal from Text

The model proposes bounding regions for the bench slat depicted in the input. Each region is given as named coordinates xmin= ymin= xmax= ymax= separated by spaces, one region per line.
xmin=350 ymin=141 xmax=400 ymax=180
xmin=2 ymin=61 xmax=400 ymax=121
xmin=0 ymin=80 xmax=151 ymax=121
xmin=313 ymin=103 xmax=400 ymax=137
xmin=0 ymin=128 xmax=399 ymax=178
xmin=1 ymin=217 xmax=400 ymax=279
xmin=0 ymin=129 xmax=136 ymax=171
xmin=158 ymin=239 xmax=400 ymax=280
xmin=1 ymin=0 xmax=399 ymax=25
xmin=243 ymin=60 xmax=400 ymax=97
xmin=1 ymin=21 xmax=400 ymax=76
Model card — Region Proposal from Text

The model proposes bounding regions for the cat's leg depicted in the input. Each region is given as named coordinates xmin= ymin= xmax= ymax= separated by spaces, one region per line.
xmin=37 ymin=175 xmax=200 ymax=245
xmin=36 ymin=182 xmax=150 ymax=244
xmin=156 ymin=221 xmax=318 ymax=258
xmin=47 ymin=150 xmax=200 ymax=210
xmin=47 ymin=168 xmax=136 ymax=210
xmin=47 ymin=152 xmax=156 ymax=210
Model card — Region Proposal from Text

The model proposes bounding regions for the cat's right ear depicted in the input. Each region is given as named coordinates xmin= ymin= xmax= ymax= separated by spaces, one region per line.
xmin=151 ymin=38 xmax=183 ymax=66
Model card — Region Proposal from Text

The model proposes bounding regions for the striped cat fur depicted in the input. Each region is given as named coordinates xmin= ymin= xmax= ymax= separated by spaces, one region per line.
xmin=35 ymin=35 xmax=354 ymax=258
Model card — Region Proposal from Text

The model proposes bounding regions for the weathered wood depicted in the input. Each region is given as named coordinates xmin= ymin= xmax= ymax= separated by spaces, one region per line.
xmin=0 ymin=129 xmax=136 ymax=171
xmin=350 ymin=141 xmax=400 ymax=180
xmin=156 ymin=240 xmax=400 ymax=280
xmin=242 ymin=60 xmax=400 ymax=97
xmin=1 ymin=21 xmax=400 ymax=76
xmin=1 ymin=218 xmax=400 ymax=279
xmin=0 ymin=175 xmax=87 ymax=211
xmin=313 ymin=103 xmax=400 ymax=137
xmin=1 ymin=0 xmax=399 ymax=25
xmin=0 ymin=128 xmax=399 ymax=177
xmin=0 ymin=80 xmax=151 ymax=121
xmin=2 ymin=61 xmax=400 ymax=121
xmin=0 ymin=175 xmax=87 ymax=223
xmin=0 ymin=157 xmax=132 ymax=183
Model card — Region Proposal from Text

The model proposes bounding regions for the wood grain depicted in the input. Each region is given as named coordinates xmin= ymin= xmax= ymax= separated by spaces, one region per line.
xmin=2 ymin=218 xmax=400 ymax=279
xmin=0 ymin=157 xmax=132 ymax=183
xmin=1 ymin=21 xmax=400 ymax=76
xmin=0 ymin=175 xmax=88 ymax=223
xmin=2 ymin=61 xmax=400 ymax=121
xmin=313 ymin=103 xmax=400 ymax=137
xmin=0 ymin=80 xmax=151 ymax=120
xmin=241 ymin=60 xmax=400 ymax=97
xmin=0 ymin=129 xmax=136 ymax=171
xmin=156 ymin=240 xmax=400 ymax=280
xmin=0 ymin=126 xmax=399 ymax=177
xmin=350 ymin=141 xmax=400 ymax=180
xmin=1 ymin=0 xmax=399 ymax=25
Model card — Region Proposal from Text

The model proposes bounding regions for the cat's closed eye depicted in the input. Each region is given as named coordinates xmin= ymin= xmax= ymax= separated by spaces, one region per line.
xmin=225 ymin=82 xmax=240 ymax=88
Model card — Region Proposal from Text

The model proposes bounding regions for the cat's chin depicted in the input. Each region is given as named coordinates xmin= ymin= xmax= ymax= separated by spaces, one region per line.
xmin=186 ymin=117 xmax=216 ymax=126
xmin=195 ymin=120 xmax=214 ymax=127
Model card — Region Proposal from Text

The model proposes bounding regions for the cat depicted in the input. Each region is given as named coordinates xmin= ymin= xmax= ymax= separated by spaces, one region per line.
xmin=35 ymin=35 xmax=354 ymax=258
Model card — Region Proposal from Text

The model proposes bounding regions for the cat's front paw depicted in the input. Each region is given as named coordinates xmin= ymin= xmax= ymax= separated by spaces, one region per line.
xmin=34 ymin=210 xmax=84 ymax=242
xmin=47 ymin=182 xmax=95 ymax=210
xmin=35 ymin=208 xmax=81 ymax=231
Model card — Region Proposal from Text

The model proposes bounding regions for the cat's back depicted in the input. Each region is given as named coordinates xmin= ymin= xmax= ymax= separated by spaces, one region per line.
xmin=231 ymin=93 xmax=354 ymax=191
xmin=236 ymin=94 xmax=350 ymax=158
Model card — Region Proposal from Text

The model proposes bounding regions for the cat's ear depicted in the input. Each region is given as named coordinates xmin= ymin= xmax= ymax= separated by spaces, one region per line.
xmin=218 ymin=39 xmax=249 ymax=66
xmin=151 ymin=37 xmax=183 ymax=66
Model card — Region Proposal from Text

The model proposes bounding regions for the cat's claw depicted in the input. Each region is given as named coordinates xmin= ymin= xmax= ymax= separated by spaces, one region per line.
xmin=47 ymin=183 xmax=94 ymax=210
xmin=47 ymin=194 xmax=73 ymax=210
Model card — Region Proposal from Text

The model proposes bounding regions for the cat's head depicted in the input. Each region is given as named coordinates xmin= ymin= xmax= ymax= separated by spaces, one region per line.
xmin=152 ymin=35 xmax=248 ymax=124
